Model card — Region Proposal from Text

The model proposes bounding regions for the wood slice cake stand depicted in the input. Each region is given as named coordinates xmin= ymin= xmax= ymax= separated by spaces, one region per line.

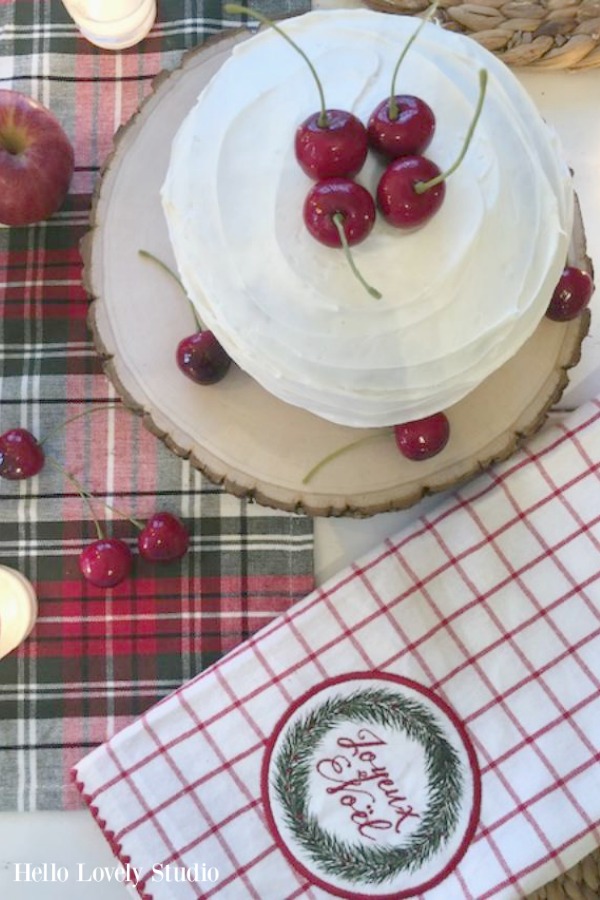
xmin=83 ymin=28 xmax=591 ymax=518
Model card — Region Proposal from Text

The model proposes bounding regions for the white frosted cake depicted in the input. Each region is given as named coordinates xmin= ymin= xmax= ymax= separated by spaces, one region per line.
xmin=161 ymin=9 xmax=573 ymax=428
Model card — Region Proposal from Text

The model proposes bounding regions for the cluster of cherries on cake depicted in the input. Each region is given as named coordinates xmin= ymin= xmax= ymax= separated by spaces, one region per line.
xmin=0 ymin=411 xmax=190 ymax=588
xmin=299 ymin=91 xmax=594 ymax=330
xmin=299 ymin=49 xmax=448 ymax=251
xmin=226 ymin=7 xmax=594 ymax=465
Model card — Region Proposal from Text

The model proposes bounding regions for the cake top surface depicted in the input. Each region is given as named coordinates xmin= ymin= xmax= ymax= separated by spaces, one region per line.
xmin=162 ymin=8 xmax=573 ymax=427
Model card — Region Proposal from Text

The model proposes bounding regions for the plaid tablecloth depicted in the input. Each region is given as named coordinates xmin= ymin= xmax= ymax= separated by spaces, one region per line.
xmin=0 ymin=0 xmax=313 ymax=811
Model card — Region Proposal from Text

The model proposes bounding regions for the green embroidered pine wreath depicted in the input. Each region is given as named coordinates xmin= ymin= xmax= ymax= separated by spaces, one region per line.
xmin=271 ymin=688 xmax=464 ymax=884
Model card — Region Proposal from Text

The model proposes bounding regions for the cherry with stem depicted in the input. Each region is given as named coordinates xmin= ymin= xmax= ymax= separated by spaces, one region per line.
xmin=0 ymin=403 xmax=120 ymax=481
xmin=139 ymin=249 xmax=231 ymax=385
xmin=303 ymin=412 xmax=450 ymax=483
xmin=368 ymin=5 xmax=437 ymax=159
xmin=51 ymin=462 xmax=133 ymax=589
xmin=377 ymin=69 xmax=488 ymax=230
xmin=303 ymin=178 xmax=380 ymax=299
xmin=224 ymin=3 xmax=368 ymax=180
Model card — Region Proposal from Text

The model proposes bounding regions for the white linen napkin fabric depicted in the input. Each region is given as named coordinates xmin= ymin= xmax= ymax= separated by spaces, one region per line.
xmin=74 ymin=399 xmax=600 ymax=900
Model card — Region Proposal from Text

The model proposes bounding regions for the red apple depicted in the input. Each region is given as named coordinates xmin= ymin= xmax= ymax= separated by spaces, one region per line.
xmin=0 ymin=89 xmax=74 ymax=227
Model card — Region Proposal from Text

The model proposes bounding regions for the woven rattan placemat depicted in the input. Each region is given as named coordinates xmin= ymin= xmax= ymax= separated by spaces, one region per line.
xmin=529 ymin=850 xmax=600 ymax=898
xmin=363 ymin=0 xmax=600 ymax=67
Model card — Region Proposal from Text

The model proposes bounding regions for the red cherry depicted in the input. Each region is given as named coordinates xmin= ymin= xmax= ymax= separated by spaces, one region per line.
xmin=0 ymin=428 xmax=45 ymax=479
xmin=176 ymin=330 xmax=231 ymax=385
xmin=377 ymin=156 xmax=445 ymax=230
xmin=79 ymin=538 xmax=132 ymax=588
xmin=138 ymin=512 xmax=189 ymax=562
xmin=394 ymin=413 xmax=450 ymax=461
xmin=368 ymin=95 xmax=435 ymax=160
xmin=546 ymin=266 xmax=594 ymax=322
xmin=303 ymin=178 xmax=376 ymax=248
xmin=295 ymin=110 xmax=368 ymax=181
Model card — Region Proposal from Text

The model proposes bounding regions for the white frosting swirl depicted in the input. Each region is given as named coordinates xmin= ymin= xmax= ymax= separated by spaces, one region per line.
xmin=162 ymin=9 xmax=573 ymax=427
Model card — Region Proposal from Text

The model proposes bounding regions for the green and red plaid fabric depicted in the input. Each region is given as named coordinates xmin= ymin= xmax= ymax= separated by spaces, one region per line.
xmin=0 ymin=0 xmax=313 ymax=811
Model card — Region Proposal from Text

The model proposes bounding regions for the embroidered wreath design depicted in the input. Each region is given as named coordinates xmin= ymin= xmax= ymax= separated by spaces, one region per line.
xmin=271 ymin=688 xmax=464 ymax=884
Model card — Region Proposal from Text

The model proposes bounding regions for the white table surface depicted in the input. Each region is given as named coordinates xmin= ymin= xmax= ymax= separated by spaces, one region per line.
xmin=1 ymin=56 xmax=599 ymax=900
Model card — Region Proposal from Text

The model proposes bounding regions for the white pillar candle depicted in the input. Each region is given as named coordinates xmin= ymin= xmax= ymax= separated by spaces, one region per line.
xmin=62 ymin=0 xmax=157 ymax=50
xmin=0 ymin=565 xmax=38 ymax=660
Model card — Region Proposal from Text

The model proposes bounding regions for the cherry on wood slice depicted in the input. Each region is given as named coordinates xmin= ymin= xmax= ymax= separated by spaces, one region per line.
xmin=84 ymin=27 xmax=591 ymax=517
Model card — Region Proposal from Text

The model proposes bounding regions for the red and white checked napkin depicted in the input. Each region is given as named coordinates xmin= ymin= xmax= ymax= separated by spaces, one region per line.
xmin=74 ymin=399 xmax=600 ymax=900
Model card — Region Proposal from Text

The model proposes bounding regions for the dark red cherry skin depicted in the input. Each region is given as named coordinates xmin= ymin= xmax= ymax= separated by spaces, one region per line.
xmin=377 ymin=156 xmax=445 ymax=230
xmin=303 ymin=178 xmax=376 ymax=248
xmin=394 ymin=413 xmax=450 ymax=461
xmin=138 ymin=512 xmax=189 ymax=563
xmin=0 ymin=428 xmax=45 ymax=480
xmin=176 ymin=330 xmax=231 ymax=385
xmin=368 ymin=95 xmax=435 ymax=160
xmin=546 ymin=266 xmax=594 ymax=322
xmin=79 ymin=538 xmax=132 ymax=588
xmin=295 ymin=110 xmax=368 ymax=181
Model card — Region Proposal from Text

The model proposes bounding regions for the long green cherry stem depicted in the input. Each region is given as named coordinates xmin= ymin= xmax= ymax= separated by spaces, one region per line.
xmin=138 ymin=248 xmax=203 ymax=331
xmin=84 ymin=494 xmax=104 ymax=541
xmin=389 ymin=2 xmax=438 ymax=121
xmin=415 ymin=69 xmax=488 ymax=194
xmin=332 ymin=213 xmax=382 ymax=300
xmin=138 ymin=249 xmax=184 ymax=291
xmin=225 ymin=3 xmax=329 ymax=129
xmin=47 ymin=457 xmax=105 ymax=540
xmin=39 ymin=402 xmax=122 ymax=446
xmin=303 ymin=430 xmax=389 ymax=485
xmin=46 ymin=455 xmax=144 ymax=532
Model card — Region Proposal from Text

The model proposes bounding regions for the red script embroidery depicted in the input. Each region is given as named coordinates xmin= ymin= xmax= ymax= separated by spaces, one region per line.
xmin=315 ymin=728 xmax=420 ymax=840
